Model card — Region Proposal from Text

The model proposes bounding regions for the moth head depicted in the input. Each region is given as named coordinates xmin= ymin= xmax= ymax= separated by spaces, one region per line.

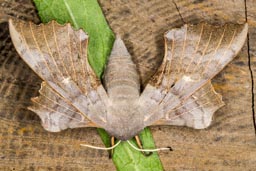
xmin=105 ymin=102 xmax=145 ymax=141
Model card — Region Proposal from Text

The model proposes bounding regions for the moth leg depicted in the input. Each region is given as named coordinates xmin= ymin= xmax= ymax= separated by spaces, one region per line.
xmin=109 ymin=136 xmax=115 ymax=159
xmin=135 ymin=135 xmax=153 ymax=157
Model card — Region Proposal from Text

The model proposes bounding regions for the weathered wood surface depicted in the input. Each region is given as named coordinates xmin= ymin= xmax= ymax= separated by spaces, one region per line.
xmin=0 ymin=0 xmax=255 ymax=170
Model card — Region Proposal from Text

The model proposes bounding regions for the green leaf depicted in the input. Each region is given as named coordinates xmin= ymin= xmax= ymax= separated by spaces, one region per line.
xmin=33 ymin=0 xmax=164 ymax=170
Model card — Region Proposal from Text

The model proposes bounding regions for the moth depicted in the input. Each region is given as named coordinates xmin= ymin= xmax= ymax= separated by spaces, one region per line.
xmin=9 ymin=19 xmax=248 ymax=142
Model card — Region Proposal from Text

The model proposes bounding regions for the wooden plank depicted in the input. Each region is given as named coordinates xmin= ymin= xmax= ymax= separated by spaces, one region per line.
xmin=0 ymin=0 xmax=255 ymax=170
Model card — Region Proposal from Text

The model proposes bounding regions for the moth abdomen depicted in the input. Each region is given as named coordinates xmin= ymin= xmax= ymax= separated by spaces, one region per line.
xmin=104 ymin=38 xmax=140 ymax=100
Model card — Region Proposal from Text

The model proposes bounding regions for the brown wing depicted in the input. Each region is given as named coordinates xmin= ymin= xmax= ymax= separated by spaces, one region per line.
xmin=153 ymin=81 xmax=224 ymax=129
xmin=9 ymin=19 xmax=109 ymax=131
xmin=29 ymin=82 xmax=97 ymax=132
xmin=140 ymin=23 xmax=248 ymax=128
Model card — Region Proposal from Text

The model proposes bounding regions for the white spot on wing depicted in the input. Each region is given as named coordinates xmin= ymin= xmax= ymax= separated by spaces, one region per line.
xmin=62 ymin=77 xmax=71 ymax=84
xmin=183 ymin=76 xmax=195 ymax=82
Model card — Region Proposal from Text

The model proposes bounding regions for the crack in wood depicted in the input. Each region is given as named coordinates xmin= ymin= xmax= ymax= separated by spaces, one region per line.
xmin=244 ymin=0 xmax=256 ymax=135
xmin=172 ymin=0 xmax=185 ymax=24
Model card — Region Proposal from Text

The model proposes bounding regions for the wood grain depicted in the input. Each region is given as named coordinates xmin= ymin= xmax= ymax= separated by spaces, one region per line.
xmin=0 ymin=0 xmax=255 ymax=170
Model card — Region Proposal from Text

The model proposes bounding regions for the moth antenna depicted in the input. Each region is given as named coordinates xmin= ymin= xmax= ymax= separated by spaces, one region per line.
xmin=127 ymin=140 xmax=172 ymax=152
xmin=80 ymin=140 xmax=121 ymax=150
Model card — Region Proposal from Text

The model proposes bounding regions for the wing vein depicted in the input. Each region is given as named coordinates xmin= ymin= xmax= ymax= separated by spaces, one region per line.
xmin=27 ymin=22 xmax=55 ymax=82
xmin=201 ymin=25 xmax=227 ymax=77
xmin=68 ymin=25 xmax=77 ymax=82
xmin=42 ymin=25 xmax=65 ymax=79
xmin=52 ymin=22 xmax=69 ymax=77
xmin=43 ymin=84 xmax=90 ymax=119
xmin=166 ymin=85 xmax=221 ymax=115
xmin=214 ymin=27 xmax=237 ymax=70
xmin=166 ymin=94 xmax=221 ymax=121
xmin=178 ymin=24 xmax=188 ymax=74
xmin=79 ymin=29 xmax=87 ymax=91
xmin=191 ymin=29 xmax=213 ymax=73
xmin=39 ymin=92 xmax=83 ymax=117
xmin=185 ymin=23 xmax=204 ymax=73
xmin=31 ymin=100 xmax=84 ymax=123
